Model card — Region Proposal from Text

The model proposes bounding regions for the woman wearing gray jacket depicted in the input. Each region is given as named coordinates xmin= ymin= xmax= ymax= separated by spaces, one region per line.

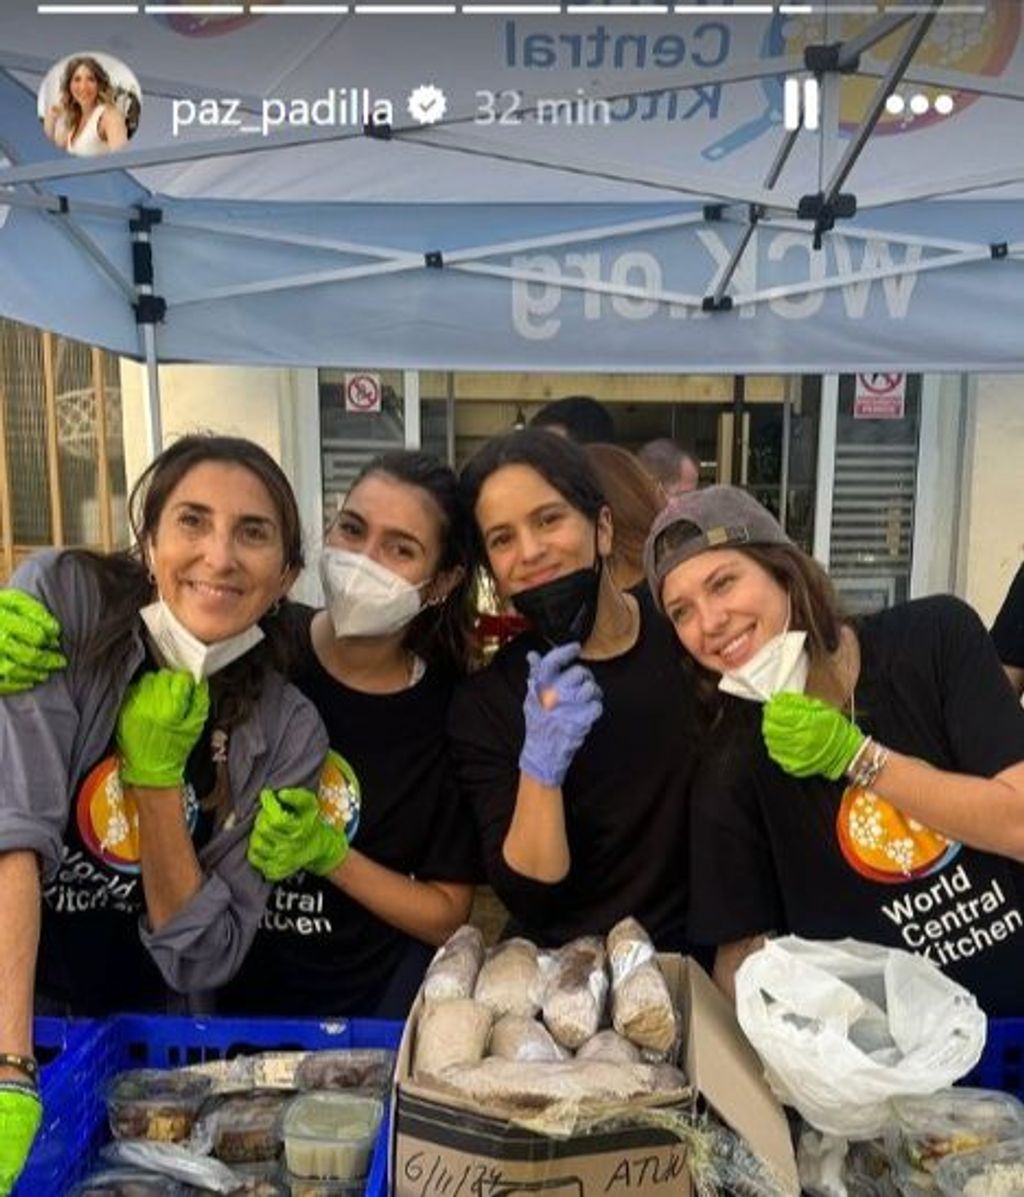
xmin=0 ymin=435 xmax=326 ymax=1194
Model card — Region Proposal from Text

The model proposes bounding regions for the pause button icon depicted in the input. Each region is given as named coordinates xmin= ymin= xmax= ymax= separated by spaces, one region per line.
xmin=784 ymin=77 xmax=820 ymax=131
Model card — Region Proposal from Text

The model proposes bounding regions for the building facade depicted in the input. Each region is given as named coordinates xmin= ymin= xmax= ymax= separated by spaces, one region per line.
xmin=1 ymin=317 xmax=1019 ymax=627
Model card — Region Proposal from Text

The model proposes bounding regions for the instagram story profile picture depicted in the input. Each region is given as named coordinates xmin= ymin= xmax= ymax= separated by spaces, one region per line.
xmin=38 ymin=53 xmax=142 ymax=158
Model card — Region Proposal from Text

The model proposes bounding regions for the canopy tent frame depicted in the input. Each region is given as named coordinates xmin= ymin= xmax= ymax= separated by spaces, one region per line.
xmin=817 ymin=10 xmax=937 ymax=219
xmin=6 ymin=179 xmax=1016 ymax=318
xmin=2 ymin=0 xmax=1024 ymax=461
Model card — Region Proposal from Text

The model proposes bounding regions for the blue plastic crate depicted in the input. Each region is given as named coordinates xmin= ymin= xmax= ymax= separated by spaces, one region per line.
xmin=33 ymin=1015 xmax=94 ymax=1075
xmin=964 ymin=1017 xmax=1024 ymax=1100
xmin=12 ymin=1015 xmax=97 ymax=1190
xmin=16 ymin=1014 xmax=403 ymax=1197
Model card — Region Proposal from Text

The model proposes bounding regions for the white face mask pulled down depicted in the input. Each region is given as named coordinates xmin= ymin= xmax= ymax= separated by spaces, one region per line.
xmin=718 ymin=628 xmax=809 ymax=704
xmin=140 ymin=598 xmax=265 ymax=682
xmin=320 ymin=547 xmax=426 ymax=639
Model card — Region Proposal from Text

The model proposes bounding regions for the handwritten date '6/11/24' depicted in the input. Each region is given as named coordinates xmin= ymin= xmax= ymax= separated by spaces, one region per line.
xmin=475 ymin=88 xmax=613 ymax=127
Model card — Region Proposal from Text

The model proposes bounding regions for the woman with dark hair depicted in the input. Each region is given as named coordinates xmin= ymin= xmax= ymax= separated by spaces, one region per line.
xmin=644 ymin=485 xmax=1024 ymax=1015
xmin=0 ymin=450 xmax=480 ymax=1020
xmin=0 ymin=434 xmax=327 ymax=1193
xmin=450 ymin=428 xmax=699 ymax=949
xmin=1 ymin=451 xmax=479 ymax=1021
xmin=43 ymin=55 xmax=128 ymax=156
xmin=220 ymin=450 xmax=481 ymax=1018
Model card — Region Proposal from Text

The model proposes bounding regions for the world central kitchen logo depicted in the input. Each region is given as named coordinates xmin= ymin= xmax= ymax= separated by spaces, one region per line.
xmin=503 ymin=6 xmax=1020 ymax=160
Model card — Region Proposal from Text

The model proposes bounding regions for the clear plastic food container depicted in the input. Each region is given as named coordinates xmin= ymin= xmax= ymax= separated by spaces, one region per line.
xmin=69 ymin=1171 xmax=188 ymax=1196
xmin=935 ymin=1138 xmax=1024 ymax=1197
xmin=283 ymin=1174 xmax=367 ymax=1197
xmin=227 ymin=1160 xmax=292 ymax=1196
xmin=281 ymin=1091 xmax=383 ymax=1181
xmin=105 ymin=1069 xmax=213 ymax=1142
xmin=886 ymin=1088 xmax=1024 ymax=1195
xmin=197 ymin=1088 xmax=292 ymax=1163
xmin=845 ymin=1139 xmax=900 ymax=1197
xmin=294 ymin=1049 xmax=396 ymax=1095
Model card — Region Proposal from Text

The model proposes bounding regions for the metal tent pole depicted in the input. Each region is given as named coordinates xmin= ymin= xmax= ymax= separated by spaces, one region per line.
xmin=141 ymin=325 xmax=162 ymax=461
xmin=131 ymin=208 xmax=166 ymax=460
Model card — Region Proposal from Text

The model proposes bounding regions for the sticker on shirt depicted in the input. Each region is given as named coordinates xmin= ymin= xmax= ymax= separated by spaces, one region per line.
xmin=75 ymin=754 xmax=199 ymax=875
xmin=837 ymin=784 xmax=961 ymax=884
xmin=317 ymin=748 xmax=361 ymax=842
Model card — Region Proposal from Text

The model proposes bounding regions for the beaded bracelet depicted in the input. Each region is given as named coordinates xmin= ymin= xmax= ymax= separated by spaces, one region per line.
xmin=0 ymin=1052 xmax=39 ymax=1086
xmin=848 ymin=737 xmax=890 ymax=792
xmin=845 ymin=736 xmax=874 ymax=783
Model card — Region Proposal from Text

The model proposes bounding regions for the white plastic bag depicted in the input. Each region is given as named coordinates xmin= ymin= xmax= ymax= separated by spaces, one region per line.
xmin=734 ymin=937 xmax=986 ymax=1138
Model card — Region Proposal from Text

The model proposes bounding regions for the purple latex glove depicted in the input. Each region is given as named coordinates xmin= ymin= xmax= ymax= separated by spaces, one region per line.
xmin=518 ymin=642 xmax=603 ymax=788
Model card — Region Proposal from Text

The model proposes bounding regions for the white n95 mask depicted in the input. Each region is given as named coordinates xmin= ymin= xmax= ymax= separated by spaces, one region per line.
xmin=139 ymin=599 xmax=265 ymax=682
xmin=320 ymin=548 xmax=425 ymax=638
xmin=718 ymin=630 xmax=809 ymax=704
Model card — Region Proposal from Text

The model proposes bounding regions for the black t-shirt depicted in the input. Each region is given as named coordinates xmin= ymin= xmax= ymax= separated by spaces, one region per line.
xmin=689 ymin=595 xmax=1024 ymax=1016
xmin=38 ymin=654 xmax=217 ymax=1015
xmin=221 ymin=605 xmax=481 ymax=1017
xmin=448 ymin=584 xmax=699 ymax=951
xmin=993 ymin=563 xmax=1024 ymax=668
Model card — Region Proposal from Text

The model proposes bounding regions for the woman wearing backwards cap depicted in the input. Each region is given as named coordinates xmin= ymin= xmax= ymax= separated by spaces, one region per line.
xmin=643 ymin=485 xmax=1024 ymax=1016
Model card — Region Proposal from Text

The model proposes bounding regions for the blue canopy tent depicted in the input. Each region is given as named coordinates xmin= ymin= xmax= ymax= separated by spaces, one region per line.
xmin=1 ymin=0 xmax=1023 ymax=456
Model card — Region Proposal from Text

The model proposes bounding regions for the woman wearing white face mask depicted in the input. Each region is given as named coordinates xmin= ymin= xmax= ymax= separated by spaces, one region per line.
xmin=0 ymin=435 xmax=328 ymax=1194
xmin=644 ymin=485 xmax=1024 ymax=1016
xmin=0 ymin=452 xmax=479 ymax=1021
xmin=220 ymin=451 xmax=481 ymax=1018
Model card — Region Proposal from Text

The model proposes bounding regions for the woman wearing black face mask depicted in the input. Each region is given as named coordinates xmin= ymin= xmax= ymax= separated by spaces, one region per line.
xmin=451 ymin=429 xmax=700 ymax=950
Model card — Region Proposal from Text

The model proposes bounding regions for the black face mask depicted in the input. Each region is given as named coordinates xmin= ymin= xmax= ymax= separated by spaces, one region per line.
xmin=512 ymin=559 xmax=602 ymax=647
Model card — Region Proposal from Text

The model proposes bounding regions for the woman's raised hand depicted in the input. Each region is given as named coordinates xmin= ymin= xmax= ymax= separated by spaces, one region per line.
xmin=116 ymin=670 xmax=210 ymax=788
xmin=518 ymin=642 xmax=604 ymax=789
xmin=762 ymin=691 xmax=864 ymax=781
xmin=247 ymin=787 xmax=349 ymax=881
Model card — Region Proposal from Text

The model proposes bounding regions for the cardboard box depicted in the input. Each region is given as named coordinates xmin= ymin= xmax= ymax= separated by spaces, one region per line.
xmin=390 ymin=955 xmax=799 ymax=1197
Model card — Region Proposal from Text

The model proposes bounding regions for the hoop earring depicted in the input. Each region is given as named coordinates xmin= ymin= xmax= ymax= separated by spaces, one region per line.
xmin=269 ymin=598 xmax=282 ymax=617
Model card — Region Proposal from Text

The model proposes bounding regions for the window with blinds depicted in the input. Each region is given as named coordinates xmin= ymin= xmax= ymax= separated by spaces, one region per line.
xmin=0 ymin=319 xmax=127 ymax=582
xmin=829 ymin=376 xmax=921 ymax=614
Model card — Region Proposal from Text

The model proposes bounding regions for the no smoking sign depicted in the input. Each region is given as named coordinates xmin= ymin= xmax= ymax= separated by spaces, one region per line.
xmin=344 ymin=372 xmax=382 ymax=414
xmin=854 ymin=373 xmax=906 ymax=420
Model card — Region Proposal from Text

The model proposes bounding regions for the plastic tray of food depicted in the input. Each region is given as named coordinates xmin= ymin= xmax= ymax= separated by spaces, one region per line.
xmin=886 ymin=1088 xmax=1024 ymax=1194
xmin=105 ymin=1070 xmax=214 ymax=1143
xmin=282 ymin=1092 xmax=384 ymax=1182
xmin=67 ymin=1171 xmax=189 ymax=1196
xmin=935 ymin=1137 xmax=1024 ymax=1197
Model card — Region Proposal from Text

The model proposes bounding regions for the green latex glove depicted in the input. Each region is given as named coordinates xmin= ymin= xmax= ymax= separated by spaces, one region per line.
xmin=116 ymin=670 xmax=210 ymax=788
xmin=762 ymin=691 xmax=865 ymax=781
xmin=0 ymin=589 xmax=66 ymax=695
xmin=0 ymin=1083 xmax=42 ymax=1196
xmin=247 ymin=787 xmax=349 ymax=882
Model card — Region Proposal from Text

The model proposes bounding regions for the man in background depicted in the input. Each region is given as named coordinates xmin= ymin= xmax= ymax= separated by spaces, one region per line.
xmin=637 ymin=438 xmax=700 ymax=497
xmin=531 ymin=395 xmax=615 ymax=444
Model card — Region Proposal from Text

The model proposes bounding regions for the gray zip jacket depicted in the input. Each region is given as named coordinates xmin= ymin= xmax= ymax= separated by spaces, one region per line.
xmin=0 ymin=550 xmax=329 ymax=993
